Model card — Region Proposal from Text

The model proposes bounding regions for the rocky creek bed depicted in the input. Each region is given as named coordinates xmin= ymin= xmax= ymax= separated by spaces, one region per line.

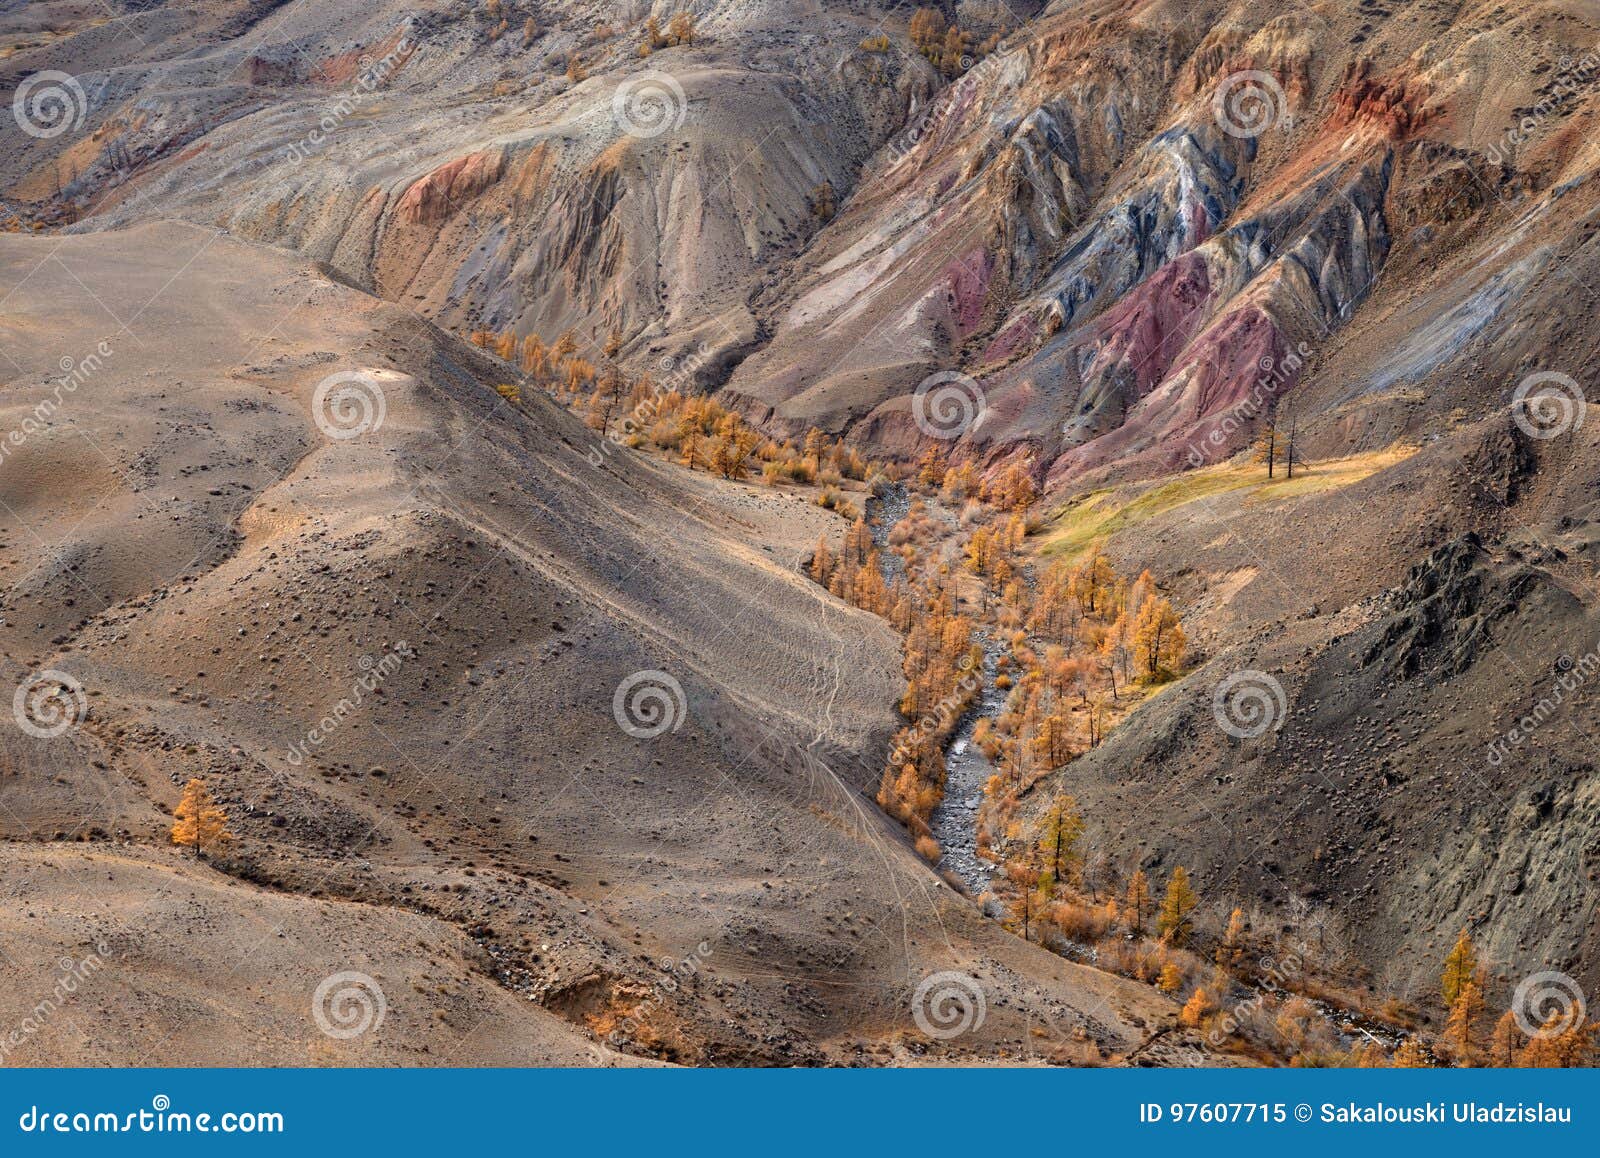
xmin=865 ymin=484 xmax=1001 ymax=896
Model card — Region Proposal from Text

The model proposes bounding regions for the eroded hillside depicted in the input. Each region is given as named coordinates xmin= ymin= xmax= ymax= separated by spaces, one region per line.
xmin=4 ymin=0 xmax=1600 ymax=1064
xmin=0 ymin=222 xmax=1210 ymax=1064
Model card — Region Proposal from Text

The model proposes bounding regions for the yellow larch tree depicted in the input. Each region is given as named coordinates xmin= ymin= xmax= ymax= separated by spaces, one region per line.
xmin=1445 ymin=977 xmax=1486 ymax=1066
xmin=1156 ymin=866 xmax=1198 ymax=946
xmin=1125 ymin=869 xmax=1152 ymax=937
xmin=171 ymin=778 xmax=232 ymax=857
xmin=1441 ymin=928 xmax=1478 ymax=1008
xmin=1133 ymin=595 xmax=1184 ymax=680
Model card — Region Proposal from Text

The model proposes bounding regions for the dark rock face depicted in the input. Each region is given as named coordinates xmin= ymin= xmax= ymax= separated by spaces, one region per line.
xmin=1365 ymin=534 xmax=1502 ymax=680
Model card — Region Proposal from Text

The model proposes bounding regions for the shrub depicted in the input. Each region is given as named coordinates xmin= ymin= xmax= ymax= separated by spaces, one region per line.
xmin=1049 ymin=899 xmax=1112 ymax=943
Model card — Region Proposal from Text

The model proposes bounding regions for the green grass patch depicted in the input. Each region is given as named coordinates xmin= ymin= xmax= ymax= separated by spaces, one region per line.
xmin=1038 ymin=447 xmax=1414 ymax=562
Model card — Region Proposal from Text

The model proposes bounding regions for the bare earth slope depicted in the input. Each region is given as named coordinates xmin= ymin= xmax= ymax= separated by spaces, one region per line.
xmin=8 ymin=0 xmax=1600 ymax=1051
xmin=0 ymin=0 xmax=946 ymax=383
xmin=720 ymin=0 xmax=1600 ymax=479
xmin=0 ymin=222 xmax=1199 ymax=1065
xmin=708 ymin=0 xmax=1600 ymax=1009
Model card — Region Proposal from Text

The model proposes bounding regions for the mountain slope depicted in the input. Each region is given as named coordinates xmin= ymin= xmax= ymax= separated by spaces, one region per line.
xmin=7 ymin=0 xmax=1600 ymax=1048
xmin=2 ymin=0 xmax=947 ymax=383
xmin=721 ymin=0 xmax=1600 ymax=480
xmin=0 ymin=221 xmax=1203 ymax=1064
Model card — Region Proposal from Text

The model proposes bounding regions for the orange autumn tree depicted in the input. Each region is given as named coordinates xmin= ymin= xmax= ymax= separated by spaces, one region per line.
xmin=1133 ymin=595 xmax=1185 ymax=680
xmin=1445 ymin=976 xmax=1487 ymax=1066
xmin=1156 ymin=866 xmax=1198 ymax=946
xmin=1441 ymin=928 xmax=1478 ymax=1007
xmin=1036 ymin=793 xmax=1084 ymax=887
xmin=171 ymin=778 xmax=232 ymax=857
xmin=1515 ymin=1015 xmax=1598 ymax=1067
xmin=1180 ymin=986 xmax=1217 ymax=1028
xmin=877 ymin=579 xmax=980 ymax=828
xmin=1125 ymin=869 xmax=1152 ymax=937
xmin=987 ymin=462 xmax=1037 ymax=511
